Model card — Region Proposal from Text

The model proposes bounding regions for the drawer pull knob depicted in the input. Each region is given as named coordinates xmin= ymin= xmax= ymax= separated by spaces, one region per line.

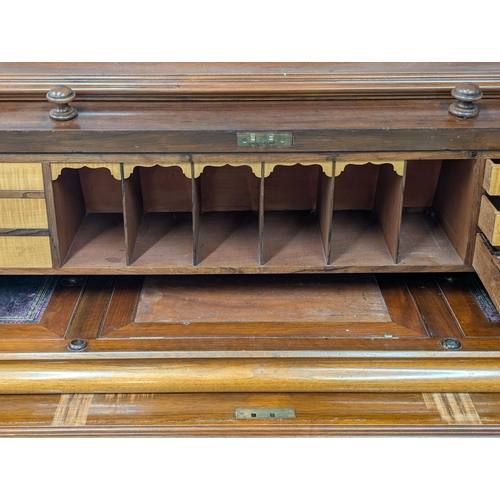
xmin=448 ymin=83 xmax=483 ymax=118
xmin=46 ymin=85 xmax=78 ymax=121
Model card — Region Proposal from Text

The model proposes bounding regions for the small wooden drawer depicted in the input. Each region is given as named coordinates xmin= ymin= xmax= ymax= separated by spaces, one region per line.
xmin=478 ymin=194 xmax=500 ymax=247
xmin=484 ymin=159 xmax=500 ymax=196
xmin=0 ymin=163 xmax=44 ymax=191
xmin=473 ymin=233 xmax=500 ymax=312
xmin=0 ymin=199 xmax=48 ymax=229
xmin=0 ymin=236 xmax=52 ymax=268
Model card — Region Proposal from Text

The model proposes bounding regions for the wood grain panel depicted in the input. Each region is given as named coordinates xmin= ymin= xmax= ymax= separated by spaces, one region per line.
xmin=434 ymin=159 xmax=477 ymax=262
xmin=0 ymin=236 xmax=52 ymax=268
xmin=200 ymin=166 xmax=259 ymax=211
xmin=317 ymin=171 xmax=334 ymax=264
xmin=437 ymin=274 xmax=500 ymax=337
xmin=5 ymin=391 xmax=500 ymax=436
xmin=403 ymin=160 xmax=442 ymax=208
xmin=135 ymin=275 xmax=391 ymax=324
xmin=123 ymin=170 xmax=143 ymax=266
xmin=374 ymin=162 xmax=406 ymax=263
xmin=0 ymin=198 xmax=48 ymax=228
xmin=483 ymin=159 xmax=500 ymax=196
xmin=0 ymin=163 xmax=44 ymax=190
xmin=79 ymin=168 xmax=123 ymax=213
xmin=478 ymin=194 xmax=500 ymax=246
xmin=2 ymin=358 xmax=500 ymax=394
xmin=473 ymin=234 xmax=500 ymax=311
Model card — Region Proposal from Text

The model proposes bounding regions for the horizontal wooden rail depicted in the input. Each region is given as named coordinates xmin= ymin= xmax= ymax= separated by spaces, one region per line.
xmin=1 ymin=358 xmax=500 ymax=394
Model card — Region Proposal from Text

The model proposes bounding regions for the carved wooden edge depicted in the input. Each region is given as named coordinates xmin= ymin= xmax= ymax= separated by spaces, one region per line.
xmin=335 ymin=160 xmax=406 ymax=177
xmin=51 ymin=163 xmax=122 ymax=181
xmin=2 ymin=63 xmax=500 ymax=100
xmin=75 ymin=160 xmax=406 ymax=179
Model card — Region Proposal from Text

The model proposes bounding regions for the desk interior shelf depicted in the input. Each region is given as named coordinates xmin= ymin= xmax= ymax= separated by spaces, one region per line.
xmin=2 ymin=157 xmax=479 ymax=273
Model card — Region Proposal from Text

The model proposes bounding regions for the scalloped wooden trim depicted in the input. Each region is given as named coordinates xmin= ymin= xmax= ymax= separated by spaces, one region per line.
xmin=335 ymin=160 xmax=405 ymax=177
xmin=122 ymin=162 xmax=192 ymax=179
xmin=51 ymin=163 xmax=122 ymax=181
xmin=263 ymin=161 xmax=333 ymax=178
xmin=193 ymin=162 xmax=262 ymax=178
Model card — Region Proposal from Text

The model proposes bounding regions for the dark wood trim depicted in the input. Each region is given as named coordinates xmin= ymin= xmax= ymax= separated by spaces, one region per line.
xmin=0 ymin=151 xmax=496 ymax=163
xmin=0 ymin=229 xmax=49 ymax=236
xmin=0 ymin=264 xmax=477 ymax=275
xmin=1 ymin=63 xmax=500 ymax=101
xmin=2 ymin=100 xmax=500 ymax=154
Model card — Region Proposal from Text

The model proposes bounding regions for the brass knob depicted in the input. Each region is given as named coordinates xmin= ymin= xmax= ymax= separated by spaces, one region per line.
xmin=448 ymin=82 xmax=483 ymax=118
xmin=46 ymin=85 xmax=78 ymax=121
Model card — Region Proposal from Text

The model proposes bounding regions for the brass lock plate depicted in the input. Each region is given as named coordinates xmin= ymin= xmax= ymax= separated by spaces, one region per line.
xmin=235 ymin=408 xmax=296 ymax=419
xmin=237 ymin=132 xmax=293 ymax=147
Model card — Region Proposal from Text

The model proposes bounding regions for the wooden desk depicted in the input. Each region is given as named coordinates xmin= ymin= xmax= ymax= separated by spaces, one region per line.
xmin=0 ymin=63 xmax=499 ymax=435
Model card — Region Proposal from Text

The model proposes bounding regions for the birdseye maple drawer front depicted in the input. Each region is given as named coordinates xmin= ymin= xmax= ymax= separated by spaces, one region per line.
xmin=0 ymin=163 xmax=44 ymax=191
xmin=0 ymin=236 xmax=52 ymax=268
xmin=478 ymin=194 xmax=500 ymax=247
xmin=484 ymin=159 xmax=500 ymax=196
xmin=0 ymin=199 xmax=48 ymax=229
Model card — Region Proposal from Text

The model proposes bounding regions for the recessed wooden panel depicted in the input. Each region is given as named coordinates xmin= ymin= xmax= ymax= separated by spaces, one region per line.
xmin=0 ymin=236 xmax=52 ymax=268
xmin=200 ymin=166 xmax=259 ymax=212
xmin=0 ymin=199 xmax=48 ymax=229
xmin=333 ymin=164 xmax=379 ymax=210
xmin=101 ymin=273 xmax=432 ymax=340
xmin=264 ymin=165 xmax=319 ymax=211
xmin=0 ymin=163 xmax=44 ymax=191
xmin=434 ymin=159 xmax=477 ymax=262
xmin=79 ymin=168 xmax=123 ymax=213
xmin=403 ymin=160 xmax=442 ymax=208
xmin=135 ymin=275 xmax=391 ymax=324
xmin=139 ymin=166 xmax=192 ymax=213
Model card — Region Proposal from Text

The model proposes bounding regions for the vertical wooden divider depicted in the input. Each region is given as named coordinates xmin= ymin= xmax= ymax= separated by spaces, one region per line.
xmin=192 ymin=161 xmax=201 ymax=266
xmin=434 ymin=159 xmax=480 ymax=264
xmin=259 ymin=162 xmax=265 ymax=265
xmin=42 ymin=162 xmax=61 ymax=268
xmin=316 ymin=162 xmax=335 ymax=265
xmin=48 ymin=166 xmax=86 ymax=266
xmin=122 ymin=164 xmax=144 ymax=266
xmin=373 ymin=161 xmax=407 ymax=263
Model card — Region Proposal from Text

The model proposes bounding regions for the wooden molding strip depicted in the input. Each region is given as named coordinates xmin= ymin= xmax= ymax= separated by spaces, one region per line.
xmin=2 ymin=63 xmax=500 ymax=101
xmin=2 ymin=358 xmax=500 ymax=394
xmin=122 ymin=161 xmax=333 ymax=179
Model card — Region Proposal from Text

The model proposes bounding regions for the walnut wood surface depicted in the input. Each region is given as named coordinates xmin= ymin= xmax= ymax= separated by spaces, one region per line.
xmin=2 ymin=63 xmax=500 ymax=100
xmin=433 ymin=159 xmax=478 ymax=262
xmin=1 ymin=391 xmax=500 ymax=436
xmin=373 ymin=163 xmax=406 ymax=263
xmin=2 ymin=100 xmax=500 ymax=153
